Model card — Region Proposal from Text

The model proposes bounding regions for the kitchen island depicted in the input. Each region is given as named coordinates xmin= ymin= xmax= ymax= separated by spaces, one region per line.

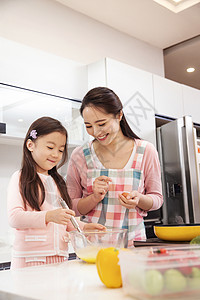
xmin=0 ymin=259 xmax=133 ymax=300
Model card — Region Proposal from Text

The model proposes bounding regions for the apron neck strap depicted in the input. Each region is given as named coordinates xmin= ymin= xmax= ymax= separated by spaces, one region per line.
xmin=131 ymin=140 xmax=148 ymax=169
xmin=82 ymin=142 xmax=96 ymax=169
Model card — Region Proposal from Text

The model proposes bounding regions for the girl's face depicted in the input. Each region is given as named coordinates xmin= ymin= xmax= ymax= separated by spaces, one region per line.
xmin=82 ymin=106 xmax=122 ymax=146
xmin=26 ymin=132 xmax=66 ymax=175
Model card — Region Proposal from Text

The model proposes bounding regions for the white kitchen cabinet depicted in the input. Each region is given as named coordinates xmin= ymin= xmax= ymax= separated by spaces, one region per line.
xmin=88 ymin=58 xmax=156 ymax=145
xmin=88 ymin=59 xmax=107 ymax=90
xmin=153 ymin=74 xmax=184 ymax=118
xmin=182 ymin=85 xmax=200 ymax=124
xmin=0 ymin=37 xmax=88 ymax=100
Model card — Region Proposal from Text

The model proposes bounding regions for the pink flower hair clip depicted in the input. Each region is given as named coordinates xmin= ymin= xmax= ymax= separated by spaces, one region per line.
xmin=30 ymin=129 xmax=37 ymax=139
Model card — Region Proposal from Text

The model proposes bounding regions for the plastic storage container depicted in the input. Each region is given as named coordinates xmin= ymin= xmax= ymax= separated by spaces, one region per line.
xmin=119 ymin=246 xmax=200 ymax=300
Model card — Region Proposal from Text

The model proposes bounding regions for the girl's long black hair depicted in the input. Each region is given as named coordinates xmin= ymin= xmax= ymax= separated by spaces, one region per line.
xmin=20 ymin=116 xmax=71 ymax=211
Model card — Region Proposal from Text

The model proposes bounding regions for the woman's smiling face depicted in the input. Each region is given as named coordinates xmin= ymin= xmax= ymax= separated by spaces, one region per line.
xmin=82 ymin=105 xmax=122 ymax=145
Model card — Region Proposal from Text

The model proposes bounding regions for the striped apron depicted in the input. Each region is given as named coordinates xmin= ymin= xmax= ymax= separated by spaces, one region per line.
xmin=81 ymin=140 xmax=148 ymax=246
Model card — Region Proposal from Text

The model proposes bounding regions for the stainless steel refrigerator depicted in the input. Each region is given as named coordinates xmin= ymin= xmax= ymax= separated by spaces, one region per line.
xmin=157 ymin=115 xmax=200 ymax=225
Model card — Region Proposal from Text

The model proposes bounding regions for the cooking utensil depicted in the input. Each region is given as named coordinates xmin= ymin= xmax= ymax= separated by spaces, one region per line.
xmin=154 ymin=224 xmax=200 ymax=242
xmin=59 ymin=197 xmax=92 ymax=246
xmin=59 ymin=197 xmax=82 ymax=232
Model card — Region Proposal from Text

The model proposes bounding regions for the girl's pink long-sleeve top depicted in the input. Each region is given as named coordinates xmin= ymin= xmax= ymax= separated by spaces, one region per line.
xmin=66 ymin=139 xmax=163 ymax=217
xmin=7 ymin=171 xmax=83 ymax=258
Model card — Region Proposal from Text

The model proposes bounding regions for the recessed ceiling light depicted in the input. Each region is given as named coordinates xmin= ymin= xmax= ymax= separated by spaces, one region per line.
xmin=187 ymin=67 xmax=195 ymax=73
xmin=153 ymin=0 xmax=200 ymax=12
xmin=18 ymin=118 xmax=23 ymax=122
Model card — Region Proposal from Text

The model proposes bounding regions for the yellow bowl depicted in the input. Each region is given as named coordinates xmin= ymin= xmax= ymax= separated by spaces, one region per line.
xmin=154 ymin=224 xmax=200 ymax=242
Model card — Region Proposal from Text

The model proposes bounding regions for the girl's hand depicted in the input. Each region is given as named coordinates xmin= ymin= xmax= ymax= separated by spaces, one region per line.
xmin=45 ymin=208 xmax=75 ymax=225
xmin=83 ymin=223 xmax=106 ymax=231
xmin=119 ymin=191 xmax=141 ymax=209
xmin=92 ymin=176 xmax=112 ymax=203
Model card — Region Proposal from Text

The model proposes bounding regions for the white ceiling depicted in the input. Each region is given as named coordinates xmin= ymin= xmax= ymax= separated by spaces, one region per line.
xmin=56 ymin=0 xmax=200 ymax=48
xmin=56 ymin=0 xmax=200 ymax=89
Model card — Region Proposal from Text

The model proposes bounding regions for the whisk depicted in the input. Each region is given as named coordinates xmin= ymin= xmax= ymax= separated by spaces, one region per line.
xmin=59 ymin=197 xmax=82 ymax=233
xmin=59 ymin=197 xmax=94 ymax=247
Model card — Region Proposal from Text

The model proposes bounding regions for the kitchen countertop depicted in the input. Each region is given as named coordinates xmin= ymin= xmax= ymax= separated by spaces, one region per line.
xmin=0 ymin=259 xmax=133 ymax=300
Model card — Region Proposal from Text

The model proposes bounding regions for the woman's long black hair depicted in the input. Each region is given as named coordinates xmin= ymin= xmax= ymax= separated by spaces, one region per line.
xmin=20 ymin=116 xmax=71 ymax=210
xmin=80 ymin=87 xmax=140 ymax=140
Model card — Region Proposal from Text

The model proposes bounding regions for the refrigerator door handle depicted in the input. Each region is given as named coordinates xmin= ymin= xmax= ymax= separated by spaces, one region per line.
xmin=166 ymin=182 xmax=170 ymax=198
xmin=172 ymin=184 xmax=175 ymax=197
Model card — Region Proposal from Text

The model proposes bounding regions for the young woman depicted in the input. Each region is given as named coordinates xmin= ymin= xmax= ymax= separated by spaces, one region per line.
xmin=66 ymin=87 xmax=163 ymax=247
xmin=7 ymin=116 xmax=104 ymax=269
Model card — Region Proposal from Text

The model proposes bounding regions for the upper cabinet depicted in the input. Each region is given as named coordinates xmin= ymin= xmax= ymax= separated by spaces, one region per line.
xmin=153 ymin=75 xmax=184 ymax=118
xmin=0 ymin=37 xmax=88 ymax=100
xmin=88 ymin=58 xmax=156 ymax=146
xmin=182 ymin=85 xmax=200 ymax=124
xmin=153 ymin=75 xmax=200 ymax=124
xmin=0 ymin=84 xmax=86 ymax=147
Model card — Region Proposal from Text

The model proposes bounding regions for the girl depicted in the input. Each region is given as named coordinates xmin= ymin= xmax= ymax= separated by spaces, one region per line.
xmin=66 ymin=87 xmax=163 ymax=247
xmin=7 ymin=116 xmax=104 ymax=269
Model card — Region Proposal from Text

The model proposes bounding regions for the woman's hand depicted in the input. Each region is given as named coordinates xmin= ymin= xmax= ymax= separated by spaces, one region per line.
xmin=83 ymin=223 xmax=106 ymax=231
xmin=92 ymin=176 xmax=112 ymax=203
xmin=118 ymin=191 xmax=141 ymax=209
xmin=45 ymin=208 xmax=75 ymax=225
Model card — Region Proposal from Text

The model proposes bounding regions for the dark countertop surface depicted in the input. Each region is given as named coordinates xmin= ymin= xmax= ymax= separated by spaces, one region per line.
xmin=134 ymin=237 xmax=190 ymax=247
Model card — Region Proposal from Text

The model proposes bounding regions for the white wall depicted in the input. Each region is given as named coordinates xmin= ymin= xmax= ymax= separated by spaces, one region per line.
xmin=0 ymin=0 xmax=164 ymax=77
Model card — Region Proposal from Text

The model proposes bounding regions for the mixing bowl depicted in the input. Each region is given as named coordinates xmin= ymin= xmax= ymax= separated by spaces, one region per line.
xmin=69 ymin=228 xmax=128 ymax=263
